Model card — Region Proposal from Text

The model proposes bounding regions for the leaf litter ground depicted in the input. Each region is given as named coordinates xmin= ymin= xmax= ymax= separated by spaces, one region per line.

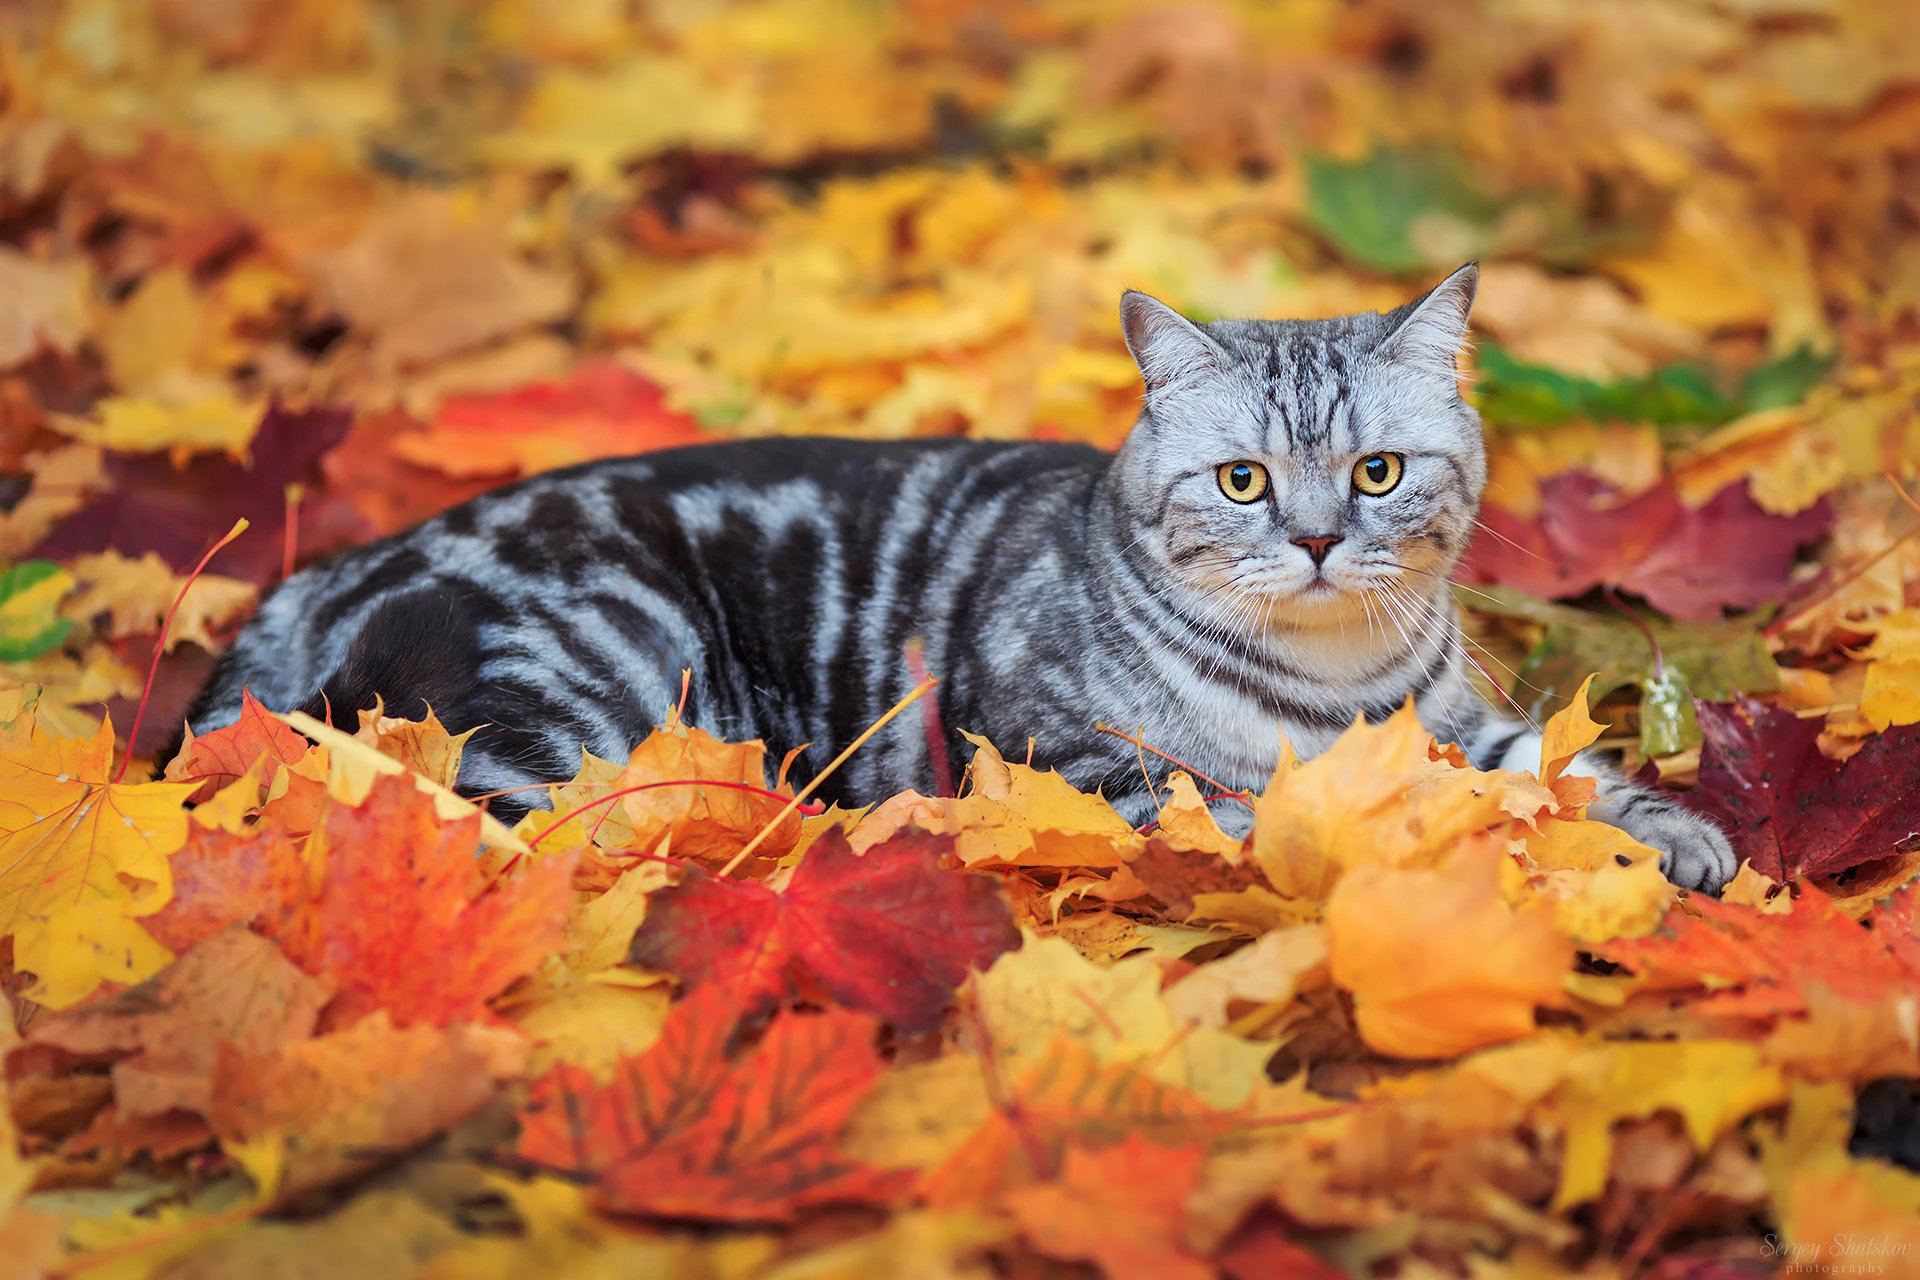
xmin=3 ymin=1 xmax=1920 ymax=1277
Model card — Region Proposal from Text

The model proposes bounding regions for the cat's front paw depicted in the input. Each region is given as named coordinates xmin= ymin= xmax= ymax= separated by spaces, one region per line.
xmin=1613 ymin=802 xmax=1739 ymax=896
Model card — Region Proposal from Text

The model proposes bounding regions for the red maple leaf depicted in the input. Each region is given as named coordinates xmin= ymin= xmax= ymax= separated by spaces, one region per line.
xmin=1461 ymin=474 xmax=1828 ymax=620
xmin=1689 ymin=696 xmax=1920 ymax=882
xmin=627 ymin=828 xmax=1018 ymax=1032
xmin=1602 ymin=886 xmax=1920 ymax=1025
xmin=34 ymin=403 xmax=357 ymax=584
xmin=515 ymin=990 xmax=905 ymax=1223
xmin=276 ymin=775 xmax=576 ymax=1029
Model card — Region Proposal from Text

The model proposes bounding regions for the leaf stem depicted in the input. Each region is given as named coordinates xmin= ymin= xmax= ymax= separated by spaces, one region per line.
xmin=113 ymin=518 xmax=249 ymax=784
xmin=717 ymin=676 xmax=937 ymax=877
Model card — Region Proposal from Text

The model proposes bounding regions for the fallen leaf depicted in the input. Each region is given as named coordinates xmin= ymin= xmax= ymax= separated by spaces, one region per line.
xmin=1689 ymin=696 xmax=1920 ymax=881
xmin=212 ymin=1011 xmax=527 ymax=1202
xmin=32 ymin=403 xmax=353 ymax=585
xmin=312 ymin=193 xmax=575 ymax=371
xmin=515 ymin=991 xmax=904 ymax=1222
xmin=1326 ymin=846 xmax=1574 ymax=1059
xmin=278 ymin=776 xmax=574 ymax=1029
xmin=1003 ymin=1134 xmax=1212 ymax=1280
xmin=0 ymin=714 xmax=192 ymax=1008
xmin=1462 ymin=474 xmax=1829 ymax=621
xmin=11 ymin=927 xmax=327 ymax=1126
xmin=62 ymin=549 xmax=256 ymax=652
xmin=628 ymin=828 xmax=1018 ymax=1031
xmin=391 ymin=361 xmax=706 ymax=480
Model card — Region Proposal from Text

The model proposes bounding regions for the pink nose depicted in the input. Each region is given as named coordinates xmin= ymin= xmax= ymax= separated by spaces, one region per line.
xmin=1292 ymin=534 xmax=1343 ymax=565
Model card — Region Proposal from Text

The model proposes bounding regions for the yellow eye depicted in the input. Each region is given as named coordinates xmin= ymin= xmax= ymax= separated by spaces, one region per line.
xmin=1216 ymin=461 xmax=1269 ymax=503
xmin=1353 ymin=452 xmax=1404 ymax=496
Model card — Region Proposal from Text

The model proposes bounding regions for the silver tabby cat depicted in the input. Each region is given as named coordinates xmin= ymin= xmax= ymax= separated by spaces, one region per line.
xmin=188 ymin=263 xmax=1737 ymax=892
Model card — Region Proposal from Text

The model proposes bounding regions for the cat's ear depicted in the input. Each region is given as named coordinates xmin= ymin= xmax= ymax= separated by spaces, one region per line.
xmin=1379 ymin=262 xmax=1478 ymax=379
xmin=1120 ymin=291 xmax=1222 ymax=395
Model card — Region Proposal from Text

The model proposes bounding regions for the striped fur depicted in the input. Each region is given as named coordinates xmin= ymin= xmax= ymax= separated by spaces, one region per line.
xmin=186 ymin=265 xmax=1736 ymax=892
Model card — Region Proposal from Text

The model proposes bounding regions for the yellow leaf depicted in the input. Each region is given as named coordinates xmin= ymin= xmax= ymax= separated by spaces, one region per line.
xmin=854 ymin=732 xmax=1138 ymax=869
xmin=486 ymin=59 xmax=759 ymax=184
xmin=1161 ymin=925 xmax=1328 ymax=1031
xmin=1552 ymin=1040 xmax=1788 ymax=1209
xmin=0 ymin=716 xmax=191 ymax=1008
xmin=562 ymin=860 xmax=674 ymax=977
xmin=349 ymin=700 xmax=477 ymax=791
xmin=515 ymin=981 xmax=673 ymax=1084
xmin=969 ymin=932 xmax=1272 ymax=1107
xmin=1537 ymin=674 xmax=1604 ymax=788
xmin=59 ymin=392 xmax=263 ymax=458
xmin=1251 ymin=703 xmax=1548 ymax=906
xmin=278 ymin=710 xmax=524 ymax=853
xmin=1152 ymin=771 xmax=1244 ymax=860
xmin=0 ymin=249 xmax=89 ymax=365
xmin=1859 ymin=608 xmax=1920 ymax=731
xmin=62 ymin=550 xmax=257 ymax=651
xmin=1530 ymin=857 xmax=1674 ymax=943
xmin=1327 ymin=846 xmax=1573 ymax=1059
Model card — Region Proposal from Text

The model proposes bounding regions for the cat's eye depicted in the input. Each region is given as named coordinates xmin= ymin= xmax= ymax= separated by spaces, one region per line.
xmin=1216 ymin=461 xmax=1269 ymax=504
xmin=1352 ymin=453 xmax=1404 ymax=496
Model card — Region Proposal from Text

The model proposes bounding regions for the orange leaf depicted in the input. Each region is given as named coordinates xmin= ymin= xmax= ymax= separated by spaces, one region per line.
xmin=13 ymin=927 xmax=327 ymax=1127
xmin=279 ymin=775 xmax=575 ymax=1029
xmin=164 ymin=687 xmax=311 ymax=801
xmin=211 ymin=1010 xmax=526 ymax=1202
xmin=1326 ymin=846 xmax=1574 ymax=1058
xmin=515 ymin=990 xmax=905 ymax=1223
xmin=1003 ymin=1134 xmax=1212 ymax=1280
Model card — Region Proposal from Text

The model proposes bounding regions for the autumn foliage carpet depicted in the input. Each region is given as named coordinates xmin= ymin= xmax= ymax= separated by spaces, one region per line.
xmin=4 ymin=2 xmax=1920 ymax=1277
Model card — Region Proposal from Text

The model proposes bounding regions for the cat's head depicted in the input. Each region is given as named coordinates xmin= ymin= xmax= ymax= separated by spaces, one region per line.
xmin=1110 ymin=264 xmax=1484 ymax=628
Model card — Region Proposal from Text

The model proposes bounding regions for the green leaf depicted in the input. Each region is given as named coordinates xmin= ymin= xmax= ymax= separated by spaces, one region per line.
xmin=1474 ymin=343 xmax=1737 ymax=431
xmin=1459 ymin=585 xmax=1779 ymax=757
xmin=1473 ymin=342 xmax=1834 ymax=434
xmin=0 ymin=560 xmax=75 ymax=661
xmin=1303 ymin=150 xmax=1501 ymax=275
xmin=1739 ymin=346 xmax=1833 ymax=412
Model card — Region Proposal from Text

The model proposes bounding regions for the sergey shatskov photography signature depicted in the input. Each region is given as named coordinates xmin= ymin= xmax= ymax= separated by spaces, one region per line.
xmin=1765 ymin=1235 xmax=1916 ymax=1274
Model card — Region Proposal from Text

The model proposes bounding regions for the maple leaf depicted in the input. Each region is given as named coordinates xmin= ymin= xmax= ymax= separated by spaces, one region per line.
xmin=1249 ymin=702 xmax=1551 ymax=906
xmin=516 ymin=990 xmax=905 ymax=1223
xmin=0 ymin=714 xmax=192 ymax=1008
xmin=389 ymin=361 xmax=706 ymax=480
xmin=32 ymin=404 xmax=353 ymax=584
xmin=141 ymin=816 xmax=306 ymax=955
xmin=1689 ymin=696 xmax=1920 ymax=882
xmin=853 ymin=731 xmax=1142 ymax=869
xmin=163 ymin=687 xmax=311 ymax=801
xmin=211 ymin=1011 xmax=528 ymax=1202
xmin=969 ymin=933 xmax=1274 ymax=1108
xmin=11 ymin=928 xmax=328 ymax=1133
xmin=271 ymin=776 xmax=573 ymax=1029
xmin=1325 ymin=845 xmax=1574 ymax=1059
xmin=312 ymin=193 xmax=574 ymax=371
xmin=1003 ymin=1134 xmax=1213 ymax=1280
xmin=1462 ymin=473 xmax=1829 ymax=620
xmin=0 ymin=250 xmax=90 ymax=366
xmin=61 ymin=549 xmax=256 ymax=652
xmin=628 ymin=828 xmax=1018 ymax=1031
xmin=544 ymin=722 xmax=803 ymax=864
xmin=1600 ymin=886 xmax=1920 ymax=1028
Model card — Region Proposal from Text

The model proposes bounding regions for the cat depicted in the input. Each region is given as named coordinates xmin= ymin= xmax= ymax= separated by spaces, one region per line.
xmin=183 ymin=263 xmax=1738 ymax=893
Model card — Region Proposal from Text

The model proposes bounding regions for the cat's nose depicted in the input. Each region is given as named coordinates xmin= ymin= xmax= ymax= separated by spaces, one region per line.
xmin=1291 ymin=534 xmax=1343 ymax=566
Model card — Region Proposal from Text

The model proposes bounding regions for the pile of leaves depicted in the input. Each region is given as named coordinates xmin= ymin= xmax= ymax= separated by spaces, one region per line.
xmin=3 ymin=0 xmax=1920 ymax=1275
